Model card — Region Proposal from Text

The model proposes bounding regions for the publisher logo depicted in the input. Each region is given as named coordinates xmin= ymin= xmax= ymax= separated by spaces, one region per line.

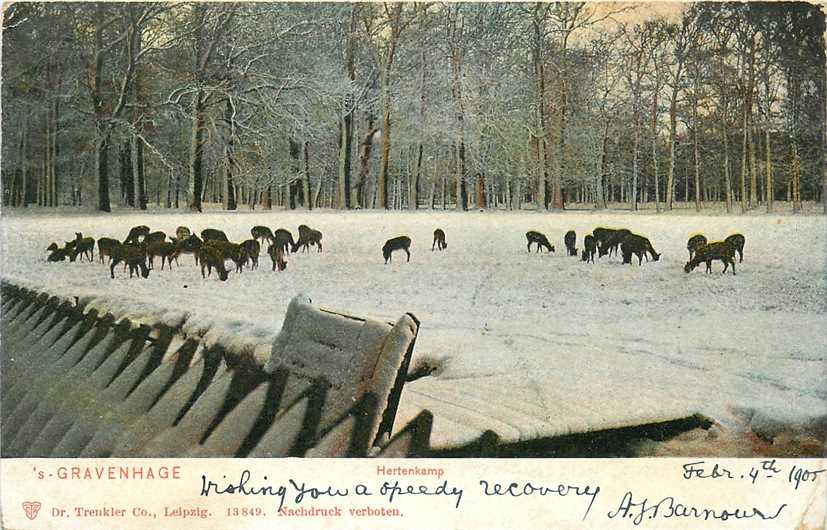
xmin=22 ymin=501 xmax=42 ymax=520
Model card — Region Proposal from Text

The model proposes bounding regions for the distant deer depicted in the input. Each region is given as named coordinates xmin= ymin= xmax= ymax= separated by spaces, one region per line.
xmin=432 ymin=229 xmax=447 ymax=251
xmin=581 ymin=234 xmax=596 ymax=263
xmin=525 ymin=231 xmax=555 ymax=253
xmin=251 ymin=226 xmax=274 ymax=247
xmin=725 ymin=233 xmax=746 ymax=263
xmin=272 ymin=228 xmax=295 ymax=255
xmin=201 ymin=228 xmax=229 ymax=242
xmin=198 ymin=246 xmax=229 ymax=281
xmin=687 ymin=234 xmax=708 ymax=260
xmin=684 ymin=241 xmax=736 ymax=275
xmin=70 ymin=233 xmax=95 ymax=263
xmin=292 ymin=224 xmax=323 ymax=252
xmin=564 ymin=230 xmax=577 ymax=256
xmin=383 ymin=236 xmax=411 ymax=264
xmin=124 ymin=225 xmax=150 ymax=244
xmin=267 ymin=243 xmax=287 ymax=271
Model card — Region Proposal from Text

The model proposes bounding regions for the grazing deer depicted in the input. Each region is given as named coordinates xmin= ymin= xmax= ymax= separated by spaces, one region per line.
xmin=684 ymin=241 xmax=736 ymax=275
xmin=267 ymin=243 xmax=288 ymax=271
xmin=146 ymin=241 xmax=179 ymax=270
xmin=251 ymin=226 xmax=274 ymax=247
xmin=175 ymin=226 xmax=192 ymax=241
xmin=525 ymin=231 xmax=555 ymax=253
xmin=198 ymin=246 xmax=229 ymax=281
xmin=109 ymin=242 xmax=150 ymax=279
xmin=201 ymin=228 xmax=229 ymax=242
xmin=272 ymin=228 xmax=295 ymax=255
xmin=597 ymin=229 xmax=631 ymax=258
xmin=564 ymin=230 xmax=577 ymax=256
xmin=725 ymin=233 xmax=746 ymax=263
xmin=241 ymin=239 xmax=261 ymax=270
xmin=205 ymin=240 xmax=247 ymax=273
xmin=292 ymin=224 xmax=323 ymax=252
xmin=174 ymin=234 xmax=202 ymax=265
xmin=46 ymin=243 xmax=70 ymax=262
xmin=581 ymin=234 xmax=596 ymax=263
xmin=432 ymin=229 xmax=447 ymax=251
xmin=97 ymin=237 xmax=120 ymax=264
xmin=620 ymin=234 xmax=661 ymax=265
xmin=70 ymin=233 xmax=95 ymax=263
xmin=383 ymin=236 xmax=411 ymax=264
xmin=145 ymin=231 xmax=166 ymax=244
xmin=124 ymin=225 xmax=150 ymax=244
xmin=687 ymin=234 xmax=708 ymax=260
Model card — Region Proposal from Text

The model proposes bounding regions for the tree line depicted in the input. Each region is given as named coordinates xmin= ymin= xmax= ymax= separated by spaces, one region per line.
xmin=2 ymin=2 xmax=826 ymax=214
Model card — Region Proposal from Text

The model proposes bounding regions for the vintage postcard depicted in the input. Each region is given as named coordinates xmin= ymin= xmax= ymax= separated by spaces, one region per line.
xmin=0 ymin=1 xmax=825 ymax=528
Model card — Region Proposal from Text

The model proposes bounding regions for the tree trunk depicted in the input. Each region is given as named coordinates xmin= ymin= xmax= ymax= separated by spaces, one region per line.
xmin=451 ymin=39 xmax=467 ymax=212
xmin=188 ymin=92 xmax=205 ymax=212
xmin=411 ymin=50 xmax=427 ymax=211
xmin=337 ymin=5 xmax=355 ymax=210
xmin=377 ymin=89 xmax=391 ymax=209
xmin=96 ymin=130 xmax=111 ymax=212
xmin=595 ymin=120 xmax=609 ymax=209
xmin=632 ymin=116 xmax=640 ymax=211
xmin=652 ymin=84 xmax=661 ymax=213
xmin=475 ymin=173 xmax=485 ymax=209
xmin=667 ymin=85 xmax=678 ymax=210
xmin=353 ymin=116 xmax=376 ymax=208
xmin=131 ymin=24 xmax=145 ymax=210
xmin=303 ymin=141 xmax=312 ymax=210
xmin=93 ymin=3 xmax=110 ymax=212
xmin=222 ymin=99 xmax=236 ymax=210
xmin=533 ymin=48 xmax=548 ymax=211
xmin=121 ymin=142 xmax=134 ymax=206
xmin=765 ymin=128 xmax=773 ymax=213
xmin=722 ymin=107 xmax=732 ymax=213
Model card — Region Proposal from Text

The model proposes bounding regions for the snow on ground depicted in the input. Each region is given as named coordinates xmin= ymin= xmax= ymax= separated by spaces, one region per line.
xmin=1 ymin=206 xmax=825 ymax=450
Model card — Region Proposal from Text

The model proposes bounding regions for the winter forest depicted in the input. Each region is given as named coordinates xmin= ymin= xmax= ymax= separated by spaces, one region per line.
xmin=2 ymin=1 xmax=826 ymax=215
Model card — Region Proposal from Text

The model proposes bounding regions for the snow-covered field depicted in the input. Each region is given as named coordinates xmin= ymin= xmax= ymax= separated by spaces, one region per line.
xmin=2 ymin=207 xmax=825 ymax=452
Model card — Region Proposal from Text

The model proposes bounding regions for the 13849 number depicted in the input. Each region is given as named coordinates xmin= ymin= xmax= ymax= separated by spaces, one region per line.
xmin=226 ymin=507 xmax=264 ymax=517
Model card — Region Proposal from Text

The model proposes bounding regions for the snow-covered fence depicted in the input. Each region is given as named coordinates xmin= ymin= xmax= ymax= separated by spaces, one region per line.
xmin=0 ymin=282 xmax=442 ymax=458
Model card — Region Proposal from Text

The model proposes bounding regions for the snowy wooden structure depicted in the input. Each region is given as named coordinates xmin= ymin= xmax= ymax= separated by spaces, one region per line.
xmin=1 ymin=282 xmax=709 ymax=457
xmin=0 ymin=283 xmax=438 ymax=458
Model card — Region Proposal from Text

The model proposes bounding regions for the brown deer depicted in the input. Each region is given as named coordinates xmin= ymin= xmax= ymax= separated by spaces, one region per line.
xmin=620 ymin=234 xmax=661 ymax=266
xmin=272 ymin=228 xmax=295 ymax=255
xmin=205 ymin=240 xmax=247 ymax=273
xmin=293 ymin=224 xmax=323 ymax=252
xmin=146 ymin=241 xmax=180 ymax=270
xmin=525 ymin=231 xmax=555 ymax=253
xmin=201 ymin=228 xmax=229 ymax=242
xmin=383 ymin=236 xmax=411 ymax=264
xmin=597 ymin=229 xmax=630 ymax=258
xmin=684 ymin=241 xmax=736 ymax=275
xmin=175 ymin=226 xmax=192 ymax=241
xmin=725 ymin=233 xmax=746 ymax=263
xmin=109 ymin=242 xmax=150 ymax=279
xmin=687 ymin=234 xmax=708 ymax=260
xmin=581 ymin=234 xmax=596 ymax=263
xmin=70 ymin=233 xmax=95 ymax=263
xmin=564 ymin=230 xmax=577 ymax=256
xmin=198 ymin=246 xmax=230 ymax=281
xmin=240 ymin=239 xmax=261 ymax=270
xmin=251 ymin=226 xmax=274 ymax=246
xmin=124 ymin=225 xmax=150 ymax=244
xmin=97 ymin=237 xmax=120 ymax=264
xmin=267 ymin=243 xmax=288 ymax=271
xmin=432 ymin=229 xmax=447 ymax=251
xmin=46 ymin=243 xmax=70 ymax=262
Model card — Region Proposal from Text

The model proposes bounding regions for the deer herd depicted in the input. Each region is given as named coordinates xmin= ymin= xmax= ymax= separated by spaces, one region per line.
xmin=44 ymin=220 xmax=746 ymax=280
